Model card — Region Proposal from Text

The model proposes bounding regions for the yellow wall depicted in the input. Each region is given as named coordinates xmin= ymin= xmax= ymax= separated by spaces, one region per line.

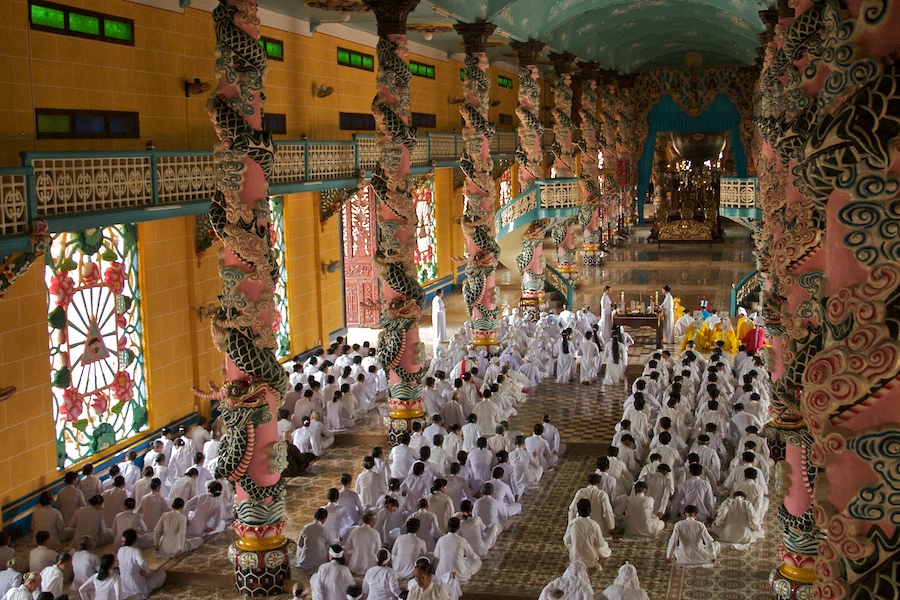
xmin=0 ymin=0 xmax=521 ymax=165
xmin=0 ymin=0 xmax=520 ymax=511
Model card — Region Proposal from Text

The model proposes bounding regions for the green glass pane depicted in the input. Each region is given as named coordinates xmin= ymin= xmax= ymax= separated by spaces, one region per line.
xmin=337 ymin=49 xmax=350 ymax=64
xmin=37 ymin=113 xmax=71 ymax=134
xmin=350 ymin=53 xmax=361 ymax=67
xmin=426 ymin=66 xmax=434 ymax=78
xmin=104 ymin=19 xmax=132 ymax=41
xmin=31 ymin=4 xmax=65 ymax=29
xmin=460 ymin=68 xmax=465 ymax=80
xmin=69 ymin=13 xmax=100 ymax=35
xmin=362 ymin=55 xmax=373 ymax=69
xmin=266 ymin=41 xmax=283 ymax=59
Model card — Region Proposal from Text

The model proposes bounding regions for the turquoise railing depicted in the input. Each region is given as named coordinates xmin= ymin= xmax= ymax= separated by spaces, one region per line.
xmin=544 ymin=263 xmax=575 ymax=308
xmin=0 ymin=130 xmax=518 ymax=255
xmin=731 ymin=269 xmax=761 ymax=315
xmin=495 ymin=178 xmax=582 ymax=240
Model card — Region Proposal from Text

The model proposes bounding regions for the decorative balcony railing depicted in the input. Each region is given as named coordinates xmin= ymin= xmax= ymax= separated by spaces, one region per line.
xmin=0 ymin=131 xmax=519 ymax=255
xmin=495 ymin=178 xmax=581 ymax=239
xmin=545 ymin=263 xmax=575 ymax=308
xmin=731 ymin=269 xmax=762 ymax=315
xmin=720 ymin=177 xmax=759 ymax=209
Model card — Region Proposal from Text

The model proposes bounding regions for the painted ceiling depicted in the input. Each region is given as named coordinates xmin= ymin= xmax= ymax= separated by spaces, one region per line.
xmin=261 ymin=0 xmax=771 ymax=73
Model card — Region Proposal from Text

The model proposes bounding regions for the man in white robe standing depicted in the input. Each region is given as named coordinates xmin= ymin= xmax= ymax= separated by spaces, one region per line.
xmin=600 ymin=286 xmax=613 ymax=344
xmin=660 ymin=285 xmax=675 ymax=344
xmin=432 ymin=289 xmax=447 ymax=352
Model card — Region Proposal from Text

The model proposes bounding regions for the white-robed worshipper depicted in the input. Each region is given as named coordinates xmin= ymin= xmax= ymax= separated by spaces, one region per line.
xmin=407 ymin=558 xmax=453 ymax=600
xmin=31 ymin=492 xmax=68 ymax=548
xmin=154 ymin=498 xmax=203 ymax=558
xmin=356 ymin=456 xmax=387 ymax=509
xmin=556 ymin=330 xmax=576 ymax=383
xmin=4 ymin=572 xmax=41 ymax=600
xmin=509 ymin=435 xmax=543 ymax=493
xmin=310 ymin=545 xmax=354 ymax=600
xmin=29 ymin=532 xmax=57 ymax=574
xmin=185 ymin=481 xmax=228 ymax=538
xmin=70 ymin=536 xmax=101 ymax=594
xmin=660 ymin=285 xmax=675 ymax=344
xmin=434 ymin=517 xmax=482 ymax=584
xmin=711 ymin=491 xmax=763 ymax=548
xmin=526 ymin=424 xmax=558 ymax=471
xmin=538 ymin=560 xmax=594 ymax=600
xmin=70 ymin=495 xmax=114 ymax=548
xmin=454 ymin=500 xmax=497 ymax=558
xmin=578 ymin=330 xmax=602 ymax=384
xmin=39 ymin=552 xmax=69 ymax=598
xmin=432 ymin=289 xmax=447 ymax=350
xmin=295 ymin=508 xmax=332 ymax=569
xmin=0 ymin=559 xmax=25 ymax=598
xmin=77 ymin=553 xmax=121 ymax=600
xmin=58 ymin=472 xmax=88 ymax=526
xmin=391 ymin=518 xmax=428 ymax=580
xmin=112 ymin=500 xmax=152 ymax=551
xmin=622 ymin=482 xmax=665 ymax=540
xmin=603 ymin=330 xmax=627 ymax=386
xmin=344 ymin=511 xmax=382 ymax=575
xmin=672 ymin=463 xmax=717 ymax=523
xmin=362 ymin=549 xmax=402 ymax=600
xmin=563 ymin=499 xmax=611 ymax=569
xmin=117 ymin=529 xmax=165 ymax=600
xmin=666 ymin=505 xmax=720 ymax=566
xmin=598 ymin=562 xmax=650 ymax=600
xmin=568 ymin=474 xmax=615 ymax=535
xmin=600 ymin=286 xmax=614 ymax=344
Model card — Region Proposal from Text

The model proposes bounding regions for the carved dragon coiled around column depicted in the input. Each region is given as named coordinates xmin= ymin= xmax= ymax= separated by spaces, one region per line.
xmin=459 ymin=51 xmax=500 ymax=340
xmin=515 ymin=64 xmax=543 ymax=186
xmin=203 ymin=2 xmax=294 ymax=592
xmin=370 ymin=35 xmax=426 ymax=415
xmin=577 ymin=72 xmax=603 ymax=264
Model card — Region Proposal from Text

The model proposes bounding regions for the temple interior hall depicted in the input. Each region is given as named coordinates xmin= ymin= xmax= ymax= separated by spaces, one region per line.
xmin=0 ymin=0 xmax=898 ymax=599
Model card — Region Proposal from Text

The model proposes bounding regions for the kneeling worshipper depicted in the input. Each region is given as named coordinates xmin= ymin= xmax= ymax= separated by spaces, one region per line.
xmin=563 ymin=499 xmax=611 ymax=569
xmin=598 ymin=562 xmax=650 ymax=600
xmin=622 ymin=482 xmax=665 ymax=540
xmin=407 ymin=557 xmax=455 ymax=600
xmin=154 ymin=498 xmax=203 ymax=558
xmin=310 ymin=544 xmax=354 ymax=600
xmin=118 ymin=529 xmax=166 ymax=599
xmin=711 ymin=491 xmax=764 ymax=549
xmin=538 ymin=560 xmax=594 ymax=600
xmin=362 ymin=549 xmax=402 ymax=600
xmin=666 ymin=504 xmax=720 ymax=566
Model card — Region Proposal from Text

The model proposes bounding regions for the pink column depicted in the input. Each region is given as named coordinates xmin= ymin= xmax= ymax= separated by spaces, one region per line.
xmin=577 ymin=62 xmax=603 ymax=266
xmin=456 ymin=22 xmax=501 ymax=350
xmin=511 ymin=40 xmax=546 ymax=307
xmin=364 ymin=0 xmax=426 ymax=441
xmin=203 ymin=0 xmax=293 ymax=594
xmin=548 ymin=52 xmax=578 ymax=279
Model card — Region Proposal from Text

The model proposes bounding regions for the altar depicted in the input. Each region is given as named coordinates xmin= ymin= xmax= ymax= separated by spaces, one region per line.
xmin=614 ymin=312 xmax=663 ymax=347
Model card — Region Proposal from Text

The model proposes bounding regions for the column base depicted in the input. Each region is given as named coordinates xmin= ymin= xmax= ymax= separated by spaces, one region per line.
xmin=384 ymin=410 xmax=427 ymax=445
xmin=582 ymin=250 xmax=604 ymax=266
xmin=770 ymin=564 xmax=815 ymax=600
xmin=229 ymin=538 xmax=296 ymax=597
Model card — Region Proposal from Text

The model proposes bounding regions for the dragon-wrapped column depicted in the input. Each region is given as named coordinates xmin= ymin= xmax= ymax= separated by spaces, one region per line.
xmin=364 ymin=0 xmax=426 ymax=443
xmin=613 ymin=74 xmax=638 ymax=235
xmin=455 ymin=21 xmax=501 ymax=351
xmin=598 ymin=70 xmax=619 ymax=249
xmin=548 ymin=52 xmax=578 ymax=280
xmin=204 ymin=0 xmax=293 ymax=595
xmin=576 ymin=62 xmax=603 ymax=267
xmin=510 ymin=40 xmax=546 ymax=310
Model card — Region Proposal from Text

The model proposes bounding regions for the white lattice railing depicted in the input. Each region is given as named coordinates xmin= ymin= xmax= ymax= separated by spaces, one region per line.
xmin=499 ymin=187 xmax=537 ymax=227
xmin=720 ymin=177 xmax=758 ymax=208
xmin=429 ymin=133 xmax=456 ymax=161
xmin=306 ymin=143 xmax=356 ymax=180
xmin=271 ymin=143 xmax=306 ymax=182
xmin=495 ymin=131 xmax=517 ymax=155
xmin=157 ymin=153 xmax=216 ymax=204
xmin=539 ymin=179 xmax=580 ymax=208
xmin=32 ymin=156 xmax=153 ymax=216
xmin=0 ymin=173 xmax=28 ymax=236
xmin=410 ymin=141 xmax=429 ymax=167
xmin=355 ymin=136 xmax=378 ymax=172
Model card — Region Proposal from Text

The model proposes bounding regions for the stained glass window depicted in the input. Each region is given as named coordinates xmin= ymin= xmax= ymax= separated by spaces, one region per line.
xmin=413 ymin=176 xmax=437 ymax=284
xmin=499 ymin=168 xmax=512 ymax=206
xmin=270 ymin=196 xmax=291 ymax=358
xmin=45 ymin=225 xmax=147 ymax=469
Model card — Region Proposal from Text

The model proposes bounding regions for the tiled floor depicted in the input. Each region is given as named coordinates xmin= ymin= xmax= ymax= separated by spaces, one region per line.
xmin=12 ymin=224 xmax=776 ymax=599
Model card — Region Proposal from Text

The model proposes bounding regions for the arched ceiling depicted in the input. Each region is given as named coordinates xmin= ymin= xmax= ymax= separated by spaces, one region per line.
xmin=261 ymin=0 xmax=771 ymax=73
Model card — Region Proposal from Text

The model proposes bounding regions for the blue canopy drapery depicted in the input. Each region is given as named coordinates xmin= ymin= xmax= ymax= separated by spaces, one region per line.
xmin=636 ymin=93 xmax=747 ymax=224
